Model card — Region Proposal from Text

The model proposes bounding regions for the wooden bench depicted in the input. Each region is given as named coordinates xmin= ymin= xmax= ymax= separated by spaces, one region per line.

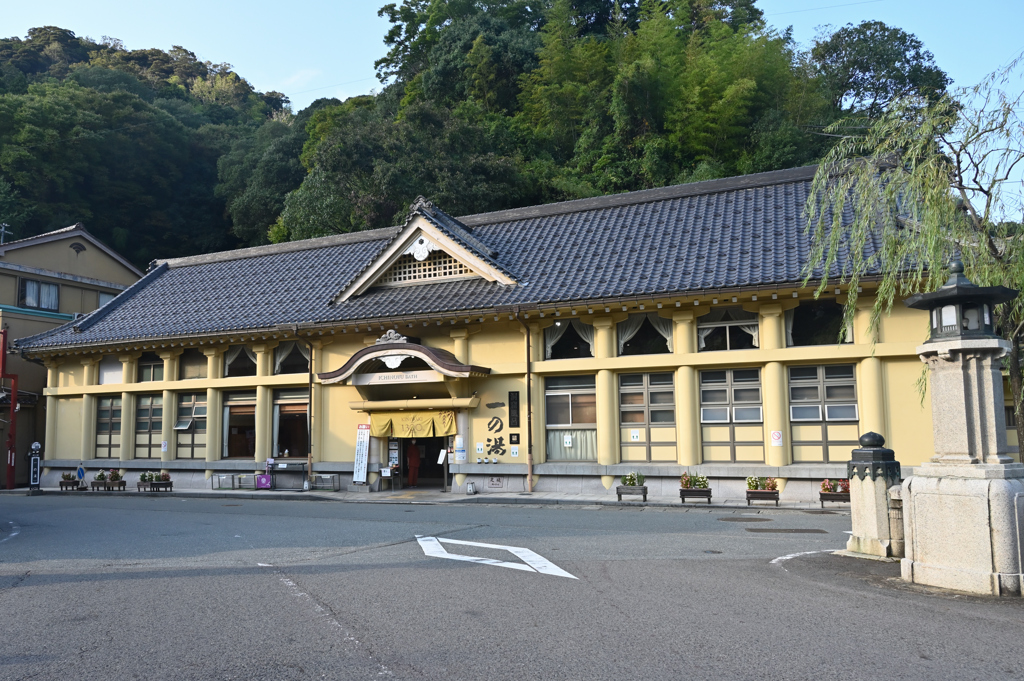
xmin=680 ymin=488 xmax=712 ymax=504
xmin=59 ymin=480 xmax=81 ymax=491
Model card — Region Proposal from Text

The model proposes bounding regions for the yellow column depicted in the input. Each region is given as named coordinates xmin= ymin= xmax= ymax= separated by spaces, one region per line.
xmin=253 ymin=343 xmax=275 ymax=466
xmin=525 ymin=323 xmax=544 ymax=476
xmin=759 ymin=305 xmax=790 ymax=466
xmin=310 ymin=340 xmax=330 ymax=464
xmin=43 ymin=360 xmax=60 ymax=462
xmin=858 ymin=357 xmax=886 ymax=438
xmin=79 ymin=358 xmax=99 ymax=461
xmin=672 ymin=311 xmax=700 ymax=466
xmin=158 ymin=350 xmax=181 ymax=463
xmin=203 ymin=348 xmax=224 ymax=471
xmin=451 ymin=329 xmax=469 ymax=364
xmin=118 ymin=353 xmax=139 ymax=466
xmin=593 ymin=317 xmax=617 ymax=486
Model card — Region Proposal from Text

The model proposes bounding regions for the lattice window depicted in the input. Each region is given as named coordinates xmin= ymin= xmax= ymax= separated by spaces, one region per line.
xmin=377 ymin=251 xmax=475 ymax=285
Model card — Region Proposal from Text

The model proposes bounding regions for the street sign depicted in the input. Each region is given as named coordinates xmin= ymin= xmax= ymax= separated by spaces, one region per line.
xmin=353 ymin=424 xmax=371 ymax=484
xmin=76 ymin=465 xmax=85 ymax=481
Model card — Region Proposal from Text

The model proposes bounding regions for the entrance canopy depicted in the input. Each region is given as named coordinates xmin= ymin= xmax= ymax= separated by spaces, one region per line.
xmin=370 ymin=409 xmax=457 ymax=438
xmin=318 ymin=332 xmax=491 ymax=385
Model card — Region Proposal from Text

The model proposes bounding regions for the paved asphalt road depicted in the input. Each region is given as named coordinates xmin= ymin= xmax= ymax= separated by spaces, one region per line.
xmin=0 ymin=496 xmax=1022 ymax=681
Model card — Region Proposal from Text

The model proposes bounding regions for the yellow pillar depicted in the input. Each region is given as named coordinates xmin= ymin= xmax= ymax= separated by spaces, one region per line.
xmin=157 ymin=349 xmax=181 ymax=462
xmin=253 ymin=343 xmax=275 ymax=466
xmin=203 ymin=348 xmax=224 ymax=469
xmin=451 ymin=329 xmax=469 ymax=364
xmin=672 ymin=311 xmax=700 ymax=466
xmin=593 ymin=317 xmax=617 ymax=486
xmin=858 ymin=357 xmax=886 ymax=438
xmin=310 ymin=340 xmax=330 ymax=464
xmin=43 ymin=360 xmax=60 ymax=461
xmin=118 ymin=352 xmax=139 ymax=465
xmin=759 ymin=305 xmax=790 ymax=466
xmin=79 ymin=358 xmax=99 ymax=461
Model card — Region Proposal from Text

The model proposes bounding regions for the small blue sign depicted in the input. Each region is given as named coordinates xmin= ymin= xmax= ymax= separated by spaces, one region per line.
xmin=76 ymin=465 xmax=85 ymax=481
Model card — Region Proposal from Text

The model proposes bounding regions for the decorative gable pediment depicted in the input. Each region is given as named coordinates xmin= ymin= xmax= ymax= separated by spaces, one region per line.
xmin=333 ymin=201 xmax=515 ymax=303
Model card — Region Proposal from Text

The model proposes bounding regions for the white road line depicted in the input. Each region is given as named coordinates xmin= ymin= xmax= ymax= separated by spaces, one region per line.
xmin=770 ymin=549 xmax=835 ymax=570
xmin=416 ymin=535 xmax=578 ymax=579
xmin=0 ymin=522 xmax=19 ymax=544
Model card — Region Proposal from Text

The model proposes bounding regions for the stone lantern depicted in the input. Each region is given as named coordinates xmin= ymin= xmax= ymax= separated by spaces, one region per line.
xmin=900 ymin=258 xmax=1024 ymax=595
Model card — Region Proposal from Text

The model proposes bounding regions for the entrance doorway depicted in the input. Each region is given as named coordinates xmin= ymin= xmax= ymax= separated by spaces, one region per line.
xmin=395 ymin=436 xmax=448 ymax=490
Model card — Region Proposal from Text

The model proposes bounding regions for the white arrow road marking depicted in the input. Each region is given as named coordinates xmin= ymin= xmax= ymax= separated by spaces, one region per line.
xmin=416 ymin=535 xmax=577 ymax=579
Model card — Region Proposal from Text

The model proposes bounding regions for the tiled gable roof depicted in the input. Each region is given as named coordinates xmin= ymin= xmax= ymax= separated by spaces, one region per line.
xmin=15 ymin=165 xmax=874 ymax=351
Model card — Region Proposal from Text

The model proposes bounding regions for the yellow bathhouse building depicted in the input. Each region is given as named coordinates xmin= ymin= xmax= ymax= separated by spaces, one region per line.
xmin=16 ymin=166 xmax=1018 ymax=500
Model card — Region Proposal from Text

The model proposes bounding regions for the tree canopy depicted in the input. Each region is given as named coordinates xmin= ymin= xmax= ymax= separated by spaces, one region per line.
xmin=0 ymin=7 xmax=950 ymax=265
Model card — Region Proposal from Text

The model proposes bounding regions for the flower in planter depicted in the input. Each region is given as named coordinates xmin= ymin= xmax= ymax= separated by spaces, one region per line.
xmin=159 ymin=472 xmax=171 ymax=482
xmin=621 ymin=472 xmax=645 ymax=487
xmin=838 ymin=478 xmax=850 ymax=493
xmin=108 ymin=469 xmax=123 ymax=482
xmin=765 ymin=477 xmax=778 ymax=491
xmin=94 ymin=470 xmax=107 ymax=481
xmin=820 ymin=479 xmax=835 ymax=493
xmin=680 ymin=471 xmax=709 ymax=489
xmin=139 ymin=472 xmax=150 ymax=482
xmin=61 ymin=472 xmax=74 ymax=481
xmin=746 ymin=476 xmax=760 ymax=490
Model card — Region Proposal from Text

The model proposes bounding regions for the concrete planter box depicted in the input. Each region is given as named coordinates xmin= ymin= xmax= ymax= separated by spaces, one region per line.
xmin=616 ymin=485 xmax=648 ymax=502
xmin=680 ymin=488 xmax=712 ymax=504
xmin=746 ymin=489 xmax=780 ymax=506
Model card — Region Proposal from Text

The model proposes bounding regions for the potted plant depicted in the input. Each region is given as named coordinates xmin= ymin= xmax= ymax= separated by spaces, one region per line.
xmin=105 ymin=469 xmax=126 ymax=491
xmin=90 ymin=470 xmax=107 ymax=491
xmin=137 ymin=471 xmax=151 ymax=491
xmin=745 ymin=476 xmax=780 ymax=506
xmin=819 ymin=478 xmax=851 ymax=507
xmin=150 ymin=472 xmax=173 ymax=492
xmin=679 ymin=471 xmax=712 ymax=504
xmin=616 ymin=471 xmax=648 ymax=502
xmin=59 ymin=472 xmax=80 ymax=491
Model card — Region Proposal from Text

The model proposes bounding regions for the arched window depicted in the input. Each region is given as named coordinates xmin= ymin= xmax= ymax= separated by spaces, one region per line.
xmin=224 ymin=346 xmax=257 ymax=377
xmin=545 ymin=320 xmax=595 ymax=359
xmin=785 ymin=300 xmax=852 ymax=346
xmin=617 ymin=313 xmax=673 ymax=356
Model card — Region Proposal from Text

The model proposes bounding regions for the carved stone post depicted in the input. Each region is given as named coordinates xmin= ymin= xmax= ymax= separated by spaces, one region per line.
xmin=846 ymin=432 xmax=902 ymax=557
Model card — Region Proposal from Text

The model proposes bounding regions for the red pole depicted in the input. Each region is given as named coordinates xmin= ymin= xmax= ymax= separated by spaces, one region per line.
xmin=2 ymin=329 xmax=17 ymax=489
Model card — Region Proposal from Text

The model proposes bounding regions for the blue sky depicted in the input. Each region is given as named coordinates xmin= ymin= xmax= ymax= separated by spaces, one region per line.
xmin=3 ymin=0 xmax=1022 ymax=111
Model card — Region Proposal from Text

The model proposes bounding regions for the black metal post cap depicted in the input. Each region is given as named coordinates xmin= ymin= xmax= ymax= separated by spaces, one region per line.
xmin=949 ymin=258 xmax=964 ymax=275
xmin=859 ymin=432 xmax=885 ymax=448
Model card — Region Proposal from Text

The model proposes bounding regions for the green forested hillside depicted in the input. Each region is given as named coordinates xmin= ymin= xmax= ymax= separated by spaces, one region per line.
xmin=0 ymin=2 xmax=949 ymax=266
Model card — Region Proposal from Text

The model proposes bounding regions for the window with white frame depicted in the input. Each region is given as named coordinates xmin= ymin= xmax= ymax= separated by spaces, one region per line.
xmin=545 ymin=375 xmax=597 ymax=461
xmin=619 ymin=373 xmax=676 ymax=462
xmin=134 ymin=394 xmax=162 ymax=458
xmin=697 ymin=308 xmax=759 ymax=351
xmin=699 ymin=368 xmax=764 ymax=463
xmin=174 ymin=393 xmax=207 ymax=459
xmin=788 ymin=365 xmax=860 ymax=463
xmin=19 ymin=278 xmax=59 ymax=311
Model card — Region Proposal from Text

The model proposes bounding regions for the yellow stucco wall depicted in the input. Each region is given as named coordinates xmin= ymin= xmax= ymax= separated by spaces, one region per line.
xmin=33 ymin=291 xmax=994 ymax=473
xmin=3 ymin=237 xmax=138 ymax=287
xmin=54 ymin=397 xmax=84 ymax=458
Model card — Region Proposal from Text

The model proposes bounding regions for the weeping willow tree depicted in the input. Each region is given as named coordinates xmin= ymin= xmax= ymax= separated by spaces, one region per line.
xmin=804 ymin=59 xmax=1024 ymax=447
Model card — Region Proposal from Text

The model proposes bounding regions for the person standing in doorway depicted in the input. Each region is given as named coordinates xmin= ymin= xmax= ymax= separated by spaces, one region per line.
xmin=406 ymin=439 xmax=421 ymax=488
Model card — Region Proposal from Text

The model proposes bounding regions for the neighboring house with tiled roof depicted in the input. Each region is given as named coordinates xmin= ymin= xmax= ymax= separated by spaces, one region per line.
xmin=0 ymin=224 xmax=141 ymax=487
xmin=17 ymin=166 xmax=987 ymax=498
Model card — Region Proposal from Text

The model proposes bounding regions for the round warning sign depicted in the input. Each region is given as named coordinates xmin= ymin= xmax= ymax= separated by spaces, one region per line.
xmin=770 ymin=430 xmax=783 ymax=447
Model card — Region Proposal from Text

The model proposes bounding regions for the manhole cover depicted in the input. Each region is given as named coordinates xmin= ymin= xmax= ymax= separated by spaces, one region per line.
xmin=704 ymin=550 xmax=723 ymax=554
xmin=718 ymin=517 xmax=772 ymax=523
xmin=745 ymin=528 xmax=828 ymax=534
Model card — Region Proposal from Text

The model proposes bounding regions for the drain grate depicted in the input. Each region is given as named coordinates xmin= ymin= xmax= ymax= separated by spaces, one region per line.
xmin=222 ymin=504 xmax=241 ymax=507
xmin=745 ymin=528 xmax=828 ymax=534
xmin=703 ymin=550 xmax=723 ymax=554
xmin=802 ymin=510 xmax=838 ymax=515
xmin=718 ymin=517 xmax=772 ymax=523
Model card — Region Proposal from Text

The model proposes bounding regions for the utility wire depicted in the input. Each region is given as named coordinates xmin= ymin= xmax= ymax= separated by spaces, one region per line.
xmin=765 ymin=0 xmax=885 ymax=17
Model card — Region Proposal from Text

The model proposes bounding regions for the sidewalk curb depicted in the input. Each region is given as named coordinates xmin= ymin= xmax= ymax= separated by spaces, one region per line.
xmin=3 ymin=487 xmax=850 ymax=513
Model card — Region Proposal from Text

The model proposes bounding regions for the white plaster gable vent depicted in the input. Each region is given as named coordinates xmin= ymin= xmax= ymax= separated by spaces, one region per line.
xmin=375 ymin=234 xmax=477 ymax=286
xmin=333 ymin=213 xmax=514 ymax=303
